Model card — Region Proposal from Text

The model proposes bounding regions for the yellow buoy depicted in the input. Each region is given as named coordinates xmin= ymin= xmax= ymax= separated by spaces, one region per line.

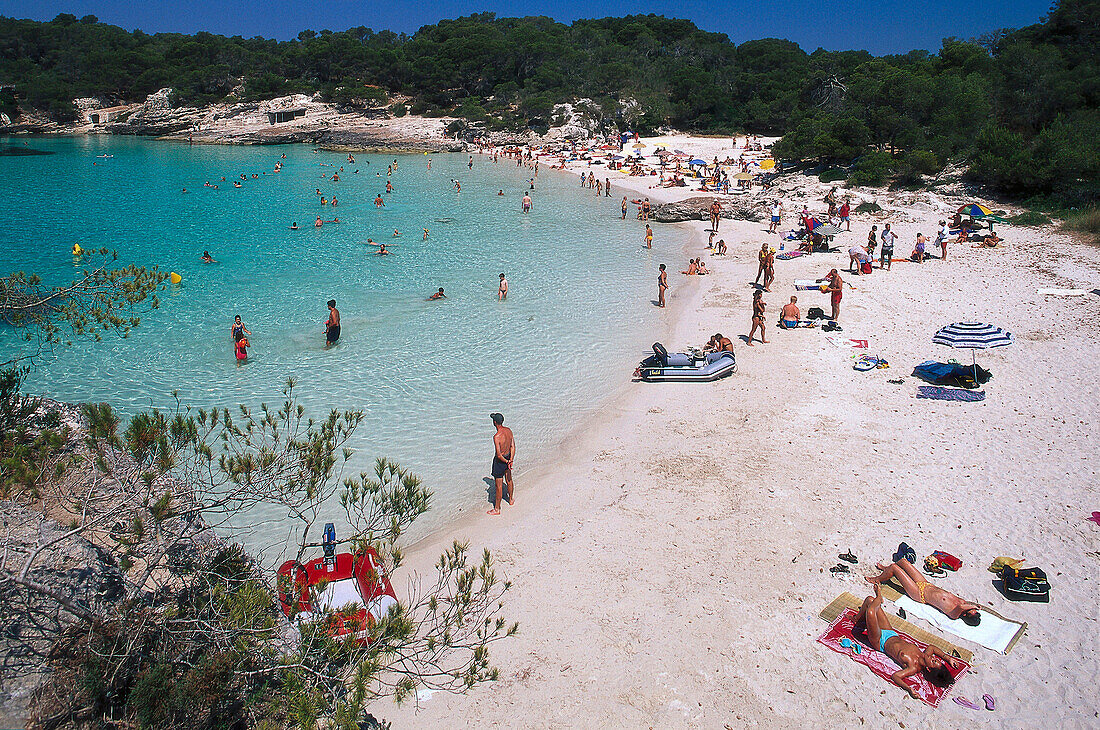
xmin=170 ymin=272 xmax=182 ymax=284
xmin=72 ymin=244 xmax=83 ymax=255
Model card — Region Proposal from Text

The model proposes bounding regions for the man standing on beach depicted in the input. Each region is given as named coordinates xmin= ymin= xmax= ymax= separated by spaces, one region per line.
xmin=710 ymin=199 xmax=722 ymax=232
xmin=880 ymin=224 xmax=897 ymax=270
xmin=769 ymin=200 xmax=782 ymax=233
xmin=657 ymin=264 xmax=668 ymax=308
xmin=487 ymin=413 xmax=515 ymax=515
xmin=498 ymin=273 xmax=508 ymax=301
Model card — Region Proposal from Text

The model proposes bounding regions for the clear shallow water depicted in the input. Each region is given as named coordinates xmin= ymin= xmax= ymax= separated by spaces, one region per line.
xmin=0 ymin=137 xmax=680 ymax=546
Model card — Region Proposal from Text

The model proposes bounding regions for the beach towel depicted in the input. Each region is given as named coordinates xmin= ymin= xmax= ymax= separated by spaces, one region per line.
xmin=819 ymin=592 xmax=972 ymax=662
xmin=817 ymin=607 xmax=970 ymax=707
xmin=1037 ymin=288 xmax=1087 ymax=296
xmin=775 ymin=250 xmax=806 ymax=260
xmin=893 ymin=595 xmax=1026 ymax=654
xmin=825 ymin=337 xmax=868 ymax=349
xmin=916 ymin=386 xmax=986 ymax=402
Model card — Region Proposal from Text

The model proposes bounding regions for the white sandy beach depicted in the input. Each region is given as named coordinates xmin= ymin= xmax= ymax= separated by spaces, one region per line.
xmin=369 ymin=135 xmax=1100 ymax=728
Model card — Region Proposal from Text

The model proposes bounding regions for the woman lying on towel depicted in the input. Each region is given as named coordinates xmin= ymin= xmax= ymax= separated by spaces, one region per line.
xmin=856 ymin=584 xmax=961 ymax=698
xmin=867 ymin=558 xmax=982 ymax=625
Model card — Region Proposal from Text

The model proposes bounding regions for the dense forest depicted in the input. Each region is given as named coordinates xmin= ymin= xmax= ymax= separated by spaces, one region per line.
xmin=0 ymin=1 xmax=1097 ymax=204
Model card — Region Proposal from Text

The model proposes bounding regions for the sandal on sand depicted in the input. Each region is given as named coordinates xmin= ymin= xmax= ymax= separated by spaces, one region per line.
xmin=983 ymin=694 xmax=995 ymax=711
xmin=830 ymin=564 xmax=850 ymax=574
xmin=954 ymin=696 xmax=982 ymax=710
xmin=839 ymin=550 xmax=858 ymax=564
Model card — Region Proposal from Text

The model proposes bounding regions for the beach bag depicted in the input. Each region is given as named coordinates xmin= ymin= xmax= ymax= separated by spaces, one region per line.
xmin=861 ymin=261 xmax=872 ymax=274
xmin=807 ymin=306 xmax=826 ymax=320
xmin=1000 ymin=566 xmax=1050 ymax=602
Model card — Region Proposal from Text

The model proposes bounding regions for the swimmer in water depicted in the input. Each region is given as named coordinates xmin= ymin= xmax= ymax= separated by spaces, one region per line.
xmin=498 ymin=273 xmax=508 ymax=301
xmin=375 ymin=194 xmax=385 ymax=207
xmin=429 ymin=288 xmax=446 ymax=300
xmin=393 ymin=229 xmax=401 ymax=237
xmin=201 ymin=250 xmax=214 ymax=263
xmin=498 ymin=189 xmax=504 ymax=196
xmin=290 ymin=222 xmax=299 ymax=230
xmin=376 ymin=243 xmax=390 ymax=255
xmin=315 ymin=217 xmax=323 ymax=227
xmin=423 ymin=228 xmax=429 ymax=240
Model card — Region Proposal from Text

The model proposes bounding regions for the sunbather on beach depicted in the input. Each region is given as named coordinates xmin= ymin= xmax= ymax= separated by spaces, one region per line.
xmin=779 ymin=296 xmax=800 ymax=328
xmin=867 ymin=558 xmax=982 ymax=625
xmin=855 ymin=584 xmax=960 ymax=699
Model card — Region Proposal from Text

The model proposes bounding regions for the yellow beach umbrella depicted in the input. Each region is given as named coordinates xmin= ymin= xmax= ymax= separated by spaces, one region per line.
xmin=760 ymin=159 xmax=776 ymax=170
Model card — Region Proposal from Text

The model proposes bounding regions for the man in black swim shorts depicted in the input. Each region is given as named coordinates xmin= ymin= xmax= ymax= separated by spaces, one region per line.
xmin=325 ymin=299 xmax=340 ymax=347
xmin=488 ymin=412 xmax=515 ymax=515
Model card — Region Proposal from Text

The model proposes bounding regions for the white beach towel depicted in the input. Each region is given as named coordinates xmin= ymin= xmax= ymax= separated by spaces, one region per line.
xmin=895 ymin=595 xmax=1025 ymax=654
xmin=1037 ymin=288 xmax=1087 ymax=296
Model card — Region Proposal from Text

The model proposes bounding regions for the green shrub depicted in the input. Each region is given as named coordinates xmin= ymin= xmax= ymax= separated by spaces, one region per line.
xmin=854 ymin=202 xmax=882 ymax=214
xmin=903 ymin=150 xmax=942 ymax=176
xmin=389 ymin=103 xmax=406 ymax=118
xmin=818 ymin=168 xmax=847 ymax=183
xmin=1007 ymin=211 xmax=1051 ymax=226
xmin=1062 ymin=208 xmax=1100 ymax=240
xmin=849 ymin=151 xmax=893 ymax=187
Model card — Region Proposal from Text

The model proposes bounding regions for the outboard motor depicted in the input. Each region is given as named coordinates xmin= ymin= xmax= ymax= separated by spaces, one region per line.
xmin=322 ymin=522 xmax=337 ymax=566
xmin=652 ymin=342 xmax=669 ymax=366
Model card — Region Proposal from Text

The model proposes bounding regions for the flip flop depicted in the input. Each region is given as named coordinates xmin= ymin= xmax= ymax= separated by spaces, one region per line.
xmin=839 ymin=638 xmax=861 ymax=654
xmin=983 ymin=694 xmax=995 ymax=711
xmin=839 ymin=550 xmax=858 ymax=564
xmin=830 ymin=564 xmax=850 ymax=573
xmin=954 ymin=696 xmax=982 ymax=711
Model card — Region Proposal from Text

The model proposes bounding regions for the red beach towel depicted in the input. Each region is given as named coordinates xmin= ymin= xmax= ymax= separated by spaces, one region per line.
xmin=817 ymin=608 xmax=970 ymax=707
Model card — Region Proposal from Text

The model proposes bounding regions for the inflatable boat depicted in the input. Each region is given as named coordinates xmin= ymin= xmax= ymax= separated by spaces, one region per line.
xmin=277 ymin=524 xmax=398 ymax=644
xmin=635 ymin=342 xmax=736 ymax=382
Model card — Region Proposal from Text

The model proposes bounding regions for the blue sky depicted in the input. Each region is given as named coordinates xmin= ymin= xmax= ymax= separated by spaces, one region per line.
xmin=0 ymin=0 xmax=1053 ymax=55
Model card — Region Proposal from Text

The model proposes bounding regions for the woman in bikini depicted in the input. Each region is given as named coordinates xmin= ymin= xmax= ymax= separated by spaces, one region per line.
xmin=747 ymin=290 xmax=768 ymax=346
xmin=867 ymin=559 xmax=982 ymax=625
xmin=855 ymin=584 xmax=959 ymax=698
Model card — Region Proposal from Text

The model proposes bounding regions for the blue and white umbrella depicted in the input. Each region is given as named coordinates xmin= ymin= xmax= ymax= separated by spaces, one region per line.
xmin=932 ymin=322 xmax=1014 ymax=383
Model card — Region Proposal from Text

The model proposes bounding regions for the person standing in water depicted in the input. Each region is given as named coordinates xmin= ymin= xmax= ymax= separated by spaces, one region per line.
xmin=621 ymin=196 xmax=629 ymax=220
xmin=487 ymin=412 xmax=515 ymax=515
xmin=645 ymin=224 xmax=653 ymax=249
xmin=324 ymin=299 xmax=340 ymax=347
xmin=522 ymin=192 xmax=532 ymax=213
xmin=498 ymin=273 xmax=508 ymax=301
xmin=231 ymin=315 xmax=251 ymax=342
xmin=657 ymin=264 xmax=668 ymax=308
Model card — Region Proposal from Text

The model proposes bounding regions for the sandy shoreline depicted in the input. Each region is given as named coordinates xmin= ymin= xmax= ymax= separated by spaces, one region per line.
xmin=370 ymin=136 xmax=1100 ymax=727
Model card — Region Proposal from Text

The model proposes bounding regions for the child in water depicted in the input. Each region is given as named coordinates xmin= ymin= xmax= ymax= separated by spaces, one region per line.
xmin=235 ymin=336 xmax=249 ymax=364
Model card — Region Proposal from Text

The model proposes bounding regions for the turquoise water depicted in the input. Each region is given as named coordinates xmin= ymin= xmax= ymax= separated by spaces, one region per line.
xmin=0 ymin=136 xmax=680 ymax=544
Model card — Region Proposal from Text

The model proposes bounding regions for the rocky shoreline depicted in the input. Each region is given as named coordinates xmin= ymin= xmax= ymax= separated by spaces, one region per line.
xmin=1 ymin=92 xmax=469 ymax=152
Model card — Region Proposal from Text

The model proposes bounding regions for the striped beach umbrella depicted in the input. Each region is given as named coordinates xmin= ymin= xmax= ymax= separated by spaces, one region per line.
xmin=932 ymin=321 xmax=1014 ymax=385
xmin=957 ymin=203 xmax=993 ymax=217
